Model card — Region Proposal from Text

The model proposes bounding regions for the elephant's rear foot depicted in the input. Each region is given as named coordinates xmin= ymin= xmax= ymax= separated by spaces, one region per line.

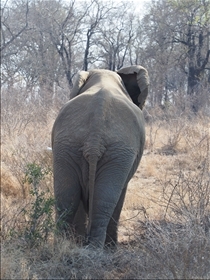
xmin=105 ymin=234 xmax=118 ymax=248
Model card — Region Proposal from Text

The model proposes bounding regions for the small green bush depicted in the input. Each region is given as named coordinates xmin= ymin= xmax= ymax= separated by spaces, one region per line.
xmin=20 ymin=162 xmax=55 ymax=247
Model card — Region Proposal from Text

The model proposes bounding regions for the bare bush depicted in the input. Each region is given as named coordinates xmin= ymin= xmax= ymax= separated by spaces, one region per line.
xmin=161 ymin=161 xmax=210 ymax=229
xmin=133 ymin=217 xmax=210 ymax=279
xmin=1 ymin=87 xmax=55 ymax=198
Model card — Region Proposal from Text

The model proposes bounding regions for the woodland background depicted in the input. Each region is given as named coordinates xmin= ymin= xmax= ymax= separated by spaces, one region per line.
xmin=1 ymin=0 xmax=210 ymax=112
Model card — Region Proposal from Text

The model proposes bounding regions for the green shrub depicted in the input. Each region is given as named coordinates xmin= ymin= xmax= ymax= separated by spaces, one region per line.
xmin=20 ymin=162 xmax=55 ymax=247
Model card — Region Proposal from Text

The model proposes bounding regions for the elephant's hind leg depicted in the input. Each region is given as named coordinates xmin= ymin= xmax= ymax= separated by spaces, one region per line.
xmin=73 ymin=200 xmax=87 ymax=241
xmin=105 ymin=155 xmax=140 ymax=247
xmin=53 ymin=155 xmax=82 ymax=237
xmin=88 ymin=149 xmax=137 ymax=248
xmin=105 ymin=187 xmax=127 ymax=247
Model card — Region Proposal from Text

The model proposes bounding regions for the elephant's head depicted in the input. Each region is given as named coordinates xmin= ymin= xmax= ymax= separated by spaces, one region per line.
xmin=117 ymin=65 xmax=149 ymax=109
xmin=70 ymin=65 xmax=149 ymax=110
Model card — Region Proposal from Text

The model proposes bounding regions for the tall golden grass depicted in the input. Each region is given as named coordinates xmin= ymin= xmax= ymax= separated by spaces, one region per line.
xmin=1 ymin=93 xmax=210 ymax=279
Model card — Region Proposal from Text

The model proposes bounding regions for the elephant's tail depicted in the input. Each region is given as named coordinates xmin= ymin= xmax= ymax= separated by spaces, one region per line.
xmin=83 ymin=143 xmax=106 ymax=238
xmin=86 ymin=154 xmax=98 ymax=237
xmin=82 ymin=141 xmax=106 ymax=236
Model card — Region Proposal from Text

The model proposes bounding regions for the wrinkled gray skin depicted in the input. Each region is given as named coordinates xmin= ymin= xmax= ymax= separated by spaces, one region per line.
xmin=52 ymin=66 xmax=149 ymax=248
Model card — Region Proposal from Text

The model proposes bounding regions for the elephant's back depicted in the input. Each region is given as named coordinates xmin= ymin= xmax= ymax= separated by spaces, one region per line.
xmin=104 ymin=96 xmax=145 ymax=148
xmin=52 ymin=91 xmax=145 ymax=150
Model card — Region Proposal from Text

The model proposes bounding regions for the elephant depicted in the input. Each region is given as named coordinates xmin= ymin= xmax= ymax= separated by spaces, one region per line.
xmin=51 ymin=65 xmax=149 ymax=248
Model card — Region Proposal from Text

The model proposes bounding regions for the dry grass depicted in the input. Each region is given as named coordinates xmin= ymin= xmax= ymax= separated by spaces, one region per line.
xmin=1 ymin=93 xmax=210 ymax=279
xmin=1 ymin=225 xmax=210 ymax=279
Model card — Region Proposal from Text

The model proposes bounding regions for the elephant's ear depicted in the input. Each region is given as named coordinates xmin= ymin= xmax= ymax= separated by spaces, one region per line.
xmin=70 ymin=71 xmax=90 ymax=99
xmin=117 ymin=65 xmax=149 ymax=109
